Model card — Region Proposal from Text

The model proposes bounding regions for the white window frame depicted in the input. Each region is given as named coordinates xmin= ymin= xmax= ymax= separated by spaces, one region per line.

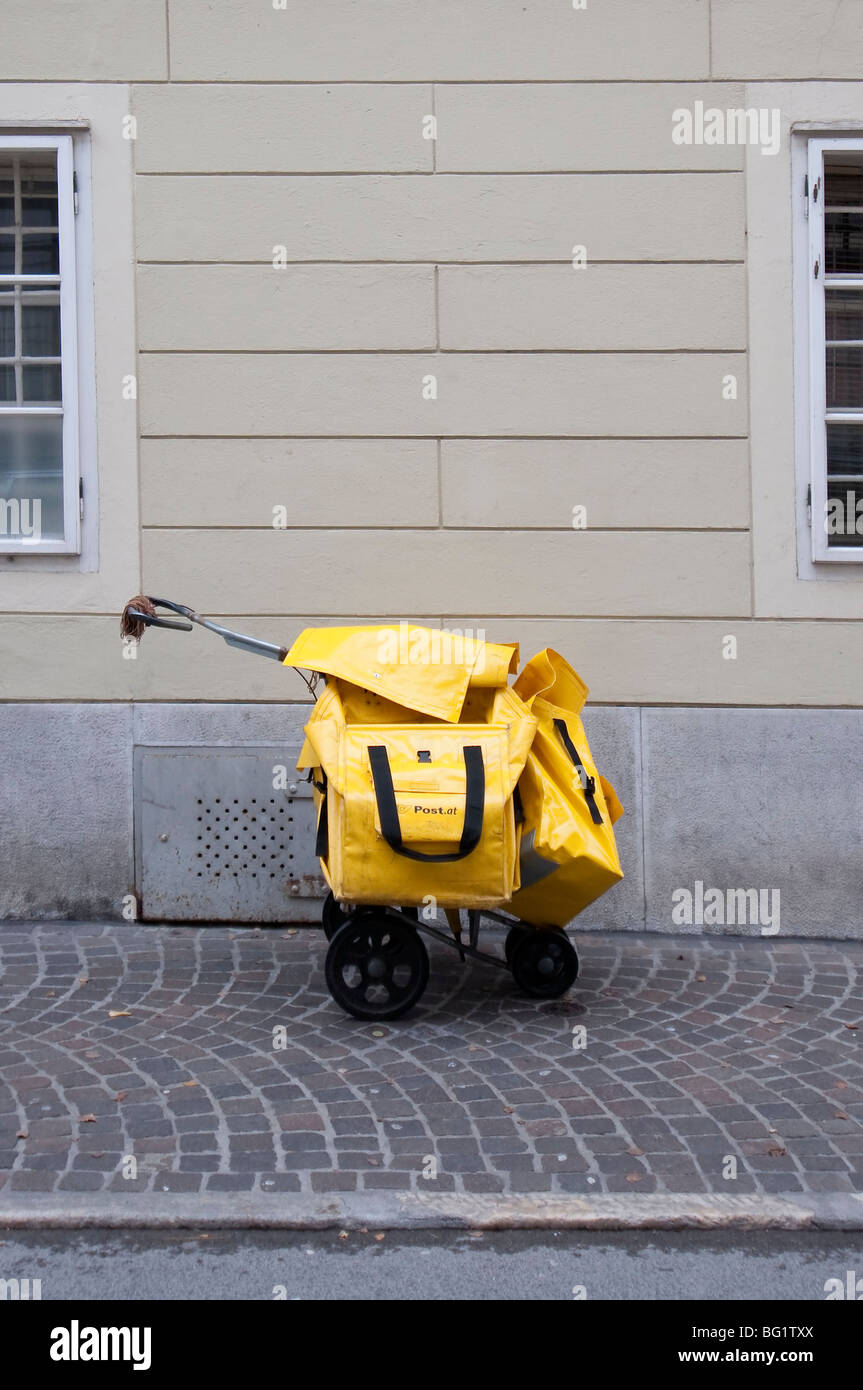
xmin=807 ymin=135 xmax=863 ymax=563
xmin=0 ymin=133 xmax=80 ymax=554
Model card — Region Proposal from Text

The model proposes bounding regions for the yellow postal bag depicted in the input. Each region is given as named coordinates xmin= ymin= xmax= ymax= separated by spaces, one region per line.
xmin=287 ymin=628 xmax=536 ymax=909
xmin=509 ymin=649 xmax=624 ymax=928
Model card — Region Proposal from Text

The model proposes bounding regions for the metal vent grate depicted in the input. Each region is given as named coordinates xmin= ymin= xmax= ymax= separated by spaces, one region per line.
xmin=195 ymin=795 xmax=296 ymax=879
xmin=135 ymin=746 xmax=325 ymax=923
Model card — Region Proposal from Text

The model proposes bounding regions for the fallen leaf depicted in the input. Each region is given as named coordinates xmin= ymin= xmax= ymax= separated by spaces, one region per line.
xmin=768 ymin=1128 xmax=778 ymax=1134
xmin=835 ymin=1080 xmax=848 ymax=1089
xmin=696 ymin=975 xmax=706 ymax=982
xmin=626 ymin=1146 xmax=645 ymax=1156
xmin=503 ymin=1106 xmax=514 ymax=1114
xmin=469 ymin=1045 xmax=479 ymax=1052
xmin=15 ymin=1131 xmax=28 ymax=1140
xmin=767 ymin=1145 xmax=786 ymax=1157
xmin=182 ymin=1081 xmax=198 ymax=1088
xmin=374 ymin=1232 xmax=386 ymax=1242
xmin=79 ymin=1114 xmax=96 ymax=1124
xmin=338 ymin=1230 xmax=349 ymax=1241
xmin=625 ymin=1173 xmax=642 ymax=1183
xmin=835 ymin=1112 xmax=849 ymax=1120
xmin=78 ymin=977 xmax=88 ymax=985
xmin=367 ymin=1158 xmax=380 ymax=1166
xmin=844 ymin=1023 xmax=859 ymax=1031
xmin=108 ymin=1010 xmax=131 ymax=1019
xmin=114 ymin=1092 xmax=127 ymax=1102
xmin=359 ymin=1227 xmax=368 ymax=1235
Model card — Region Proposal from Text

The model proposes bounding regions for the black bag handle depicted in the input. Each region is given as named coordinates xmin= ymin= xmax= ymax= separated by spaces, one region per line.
xmin=313 ymin=771 xmax=329 ymax=859
xmin=554 ymin=718 xmax=604 ymax=825
xmin=368 ymin=745 xmax=485 ymax=862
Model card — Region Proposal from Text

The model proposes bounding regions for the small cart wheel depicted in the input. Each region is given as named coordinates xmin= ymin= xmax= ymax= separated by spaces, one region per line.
xmin=504 ymin=923 xmax=531 ymax=964
xmin=511 ymin=928 xmax=579 ymax=999
xmin=321 ymin=891 xmax=350 ymax=941
xmin=325 ymin=911 xmax=430 ymax=1021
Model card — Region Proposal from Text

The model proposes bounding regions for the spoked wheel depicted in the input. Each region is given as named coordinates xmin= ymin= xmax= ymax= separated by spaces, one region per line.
xmin=504 ymin=923 xmax=531 ymax=963
xmin=510 ymin=928 xmax=579 ymax=999
xmin=325 ymin=910 xmax=430 ymax=1021
xmin=321 ymin=890 xmax=350 ymax=942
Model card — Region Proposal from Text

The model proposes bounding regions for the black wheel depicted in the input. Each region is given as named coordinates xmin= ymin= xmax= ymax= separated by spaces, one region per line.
xmin=511 ymin=928 xmax=579 ymax=999
xmin=325 ymin=911 xmax=430 ymax=1021
xmin=321 ymin=891 xmax=350 ymax=941
xmin=504 ymin=923 xmax=531 ymax=964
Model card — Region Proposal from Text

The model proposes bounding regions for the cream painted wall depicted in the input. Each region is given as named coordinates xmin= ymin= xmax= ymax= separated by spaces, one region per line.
xmin=2 ymin=1 xmax=863 ymax=704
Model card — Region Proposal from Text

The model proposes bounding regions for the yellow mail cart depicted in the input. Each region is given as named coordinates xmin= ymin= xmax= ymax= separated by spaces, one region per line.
xmin=121 ymin=599 xmax=623 ymax=1021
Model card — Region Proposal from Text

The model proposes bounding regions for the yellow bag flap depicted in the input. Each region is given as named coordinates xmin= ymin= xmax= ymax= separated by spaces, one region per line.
xmin=295 ymin=735 xmax=317 ymax=771
xmin=468 ymin=640 xmax=520 ymax=687
xmin=513 ymin=648 xmax=589 ymax=715
xmin=599 ymin=775 xmax=624 ymax=825
xmin=284 ymin=624 xmax=518 ymax=723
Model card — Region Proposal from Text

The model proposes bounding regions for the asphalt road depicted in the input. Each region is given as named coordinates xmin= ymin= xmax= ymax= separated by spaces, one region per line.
xmin=1 ymin=1227 xmax=861 ymax=1301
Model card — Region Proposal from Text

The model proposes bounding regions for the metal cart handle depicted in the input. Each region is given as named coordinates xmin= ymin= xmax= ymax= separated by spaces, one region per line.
xmin=126 ymin=597 xmax=289 ymax=663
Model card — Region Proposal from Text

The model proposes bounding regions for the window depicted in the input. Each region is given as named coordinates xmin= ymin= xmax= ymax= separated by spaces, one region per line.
xmin=0 ymin=134 xmax=79 ymax=553
xmin=807 ymin=137 xmax=863 ymax=561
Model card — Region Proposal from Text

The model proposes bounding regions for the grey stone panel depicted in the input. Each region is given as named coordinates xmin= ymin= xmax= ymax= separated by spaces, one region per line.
xmin=643 ymin=708 xmax=863 ymax=939
xmin=0 ymin=704 xmax=133 ymax=920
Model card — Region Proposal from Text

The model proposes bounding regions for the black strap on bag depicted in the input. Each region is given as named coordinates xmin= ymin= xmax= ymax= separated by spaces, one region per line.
xmin=368 ymin=744 xmax=485 ymax=862
xmin=553 ymin=718 xmax=604 ymax=825
xmin=313 ymin=771 xmax=329 ymax=859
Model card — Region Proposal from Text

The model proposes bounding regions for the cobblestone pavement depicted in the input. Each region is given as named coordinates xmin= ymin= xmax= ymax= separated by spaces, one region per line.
xmin=0 ymin=923 xmax=861 ymax=1201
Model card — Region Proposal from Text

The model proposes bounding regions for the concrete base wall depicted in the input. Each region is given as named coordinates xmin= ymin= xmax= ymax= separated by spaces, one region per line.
xmin=1 ymin=702 xmax=860 ymax=939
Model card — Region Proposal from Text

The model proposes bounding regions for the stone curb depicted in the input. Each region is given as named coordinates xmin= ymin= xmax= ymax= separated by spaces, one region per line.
xmin=2 ymin=1192 xmax=862 ymax=1232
